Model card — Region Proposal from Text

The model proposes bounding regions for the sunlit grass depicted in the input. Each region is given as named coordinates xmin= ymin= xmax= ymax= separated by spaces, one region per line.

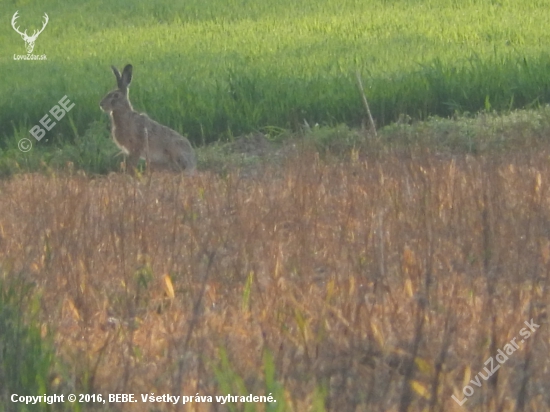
xmin=2 ymin=0 xmax=550 ymax=145
xmin=1 ymin=142 xmax=549 ymax=409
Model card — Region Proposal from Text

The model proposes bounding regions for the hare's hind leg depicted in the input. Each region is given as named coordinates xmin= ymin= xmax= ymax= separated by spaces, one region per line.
xmin=179 ymin=152 xmax=196 ymax=174
xmin=173 ymin=139 xmax=196 ymax=173
xmin=149 ymin=160 xmax=172 ymax=172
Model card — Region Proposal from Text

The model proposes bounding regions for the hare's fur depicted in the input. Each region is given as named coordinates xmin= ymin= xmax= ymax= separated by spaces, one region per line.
xmin=100 ymin=64 xmax=196 ymax=173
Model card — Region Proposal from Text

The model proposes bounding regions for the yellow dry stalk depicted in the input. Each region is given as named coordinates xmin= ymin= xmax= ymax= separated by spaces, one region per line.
xmin=64 ymin=297 xmax=81 ymax=321
xmin=410 ymin=379 xmax=430 ymax=400
xmin=163 ymin=274 xmax=175 ymax=299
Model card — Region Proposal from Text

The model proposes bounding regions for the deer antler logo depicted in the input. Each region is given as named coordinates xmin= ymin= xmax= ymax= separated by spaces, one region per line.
xmin=11 ymin=11 xmax=49 ymax=54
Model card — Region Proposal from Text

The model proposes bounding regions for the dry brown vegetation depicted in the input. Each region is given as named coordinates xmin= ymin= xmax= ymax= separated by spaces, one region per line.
xmin=1 ymin=144 xmax=550 ymax=411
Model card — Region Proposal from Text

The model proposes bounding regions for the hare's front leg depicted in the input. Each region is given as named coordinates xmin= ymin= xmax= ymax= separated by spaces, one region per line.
xmin=126 ymin=151 xmax=141 ymax=175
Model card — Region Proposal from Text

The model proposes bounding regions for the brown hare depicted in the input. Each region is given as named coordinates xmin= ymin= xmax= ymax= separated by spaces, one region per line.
xmin=100 ymin=64 xmax=196 ymax=174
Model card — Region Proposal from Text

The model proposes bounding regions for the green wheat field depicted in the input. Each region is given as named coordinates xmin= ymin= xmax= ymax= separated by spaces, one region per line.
xmin=3 ymin=0 xmax=550 ymax=411
xmin=2 ymin=0 xmax=550 ymax=146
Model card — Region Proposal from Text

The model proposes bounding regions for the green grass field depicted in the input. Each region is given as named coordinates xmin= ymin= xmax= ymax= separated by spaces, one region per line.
xmin=2 ymin=0 xmax=550 ymax=149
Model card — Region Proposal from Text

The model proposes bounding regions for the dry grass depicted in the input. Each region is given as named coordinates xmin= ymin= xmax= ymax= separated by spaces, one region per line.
xmin=1 ymin=145 xmax=550 ymax=411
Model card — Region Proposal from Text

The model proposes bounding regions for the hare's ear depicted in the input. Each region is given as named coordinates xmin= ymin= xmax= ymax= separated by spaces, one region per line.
xmin=111 ymin=66 xmax=123 ymax=89
xmin=121 ymin=64 xmax=133 ymax=89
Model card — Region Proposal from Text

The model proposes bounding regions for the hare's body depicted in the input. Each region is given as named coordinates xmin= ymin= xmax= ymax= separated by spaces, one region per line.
xmin=100 ymin=64 xmax=196 ymax=173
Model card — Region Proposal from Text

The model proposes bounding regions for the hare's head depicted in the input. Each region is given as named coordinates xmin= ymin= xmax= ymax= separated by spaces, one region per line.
xmin=100 ymin=64 xmax=133 ymax=113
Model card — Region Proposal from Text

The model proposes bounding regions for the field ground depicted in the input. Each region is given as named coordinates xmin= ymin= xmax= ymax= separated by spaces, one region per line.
xmin=2 ymin=108 xmax=550 ymax=410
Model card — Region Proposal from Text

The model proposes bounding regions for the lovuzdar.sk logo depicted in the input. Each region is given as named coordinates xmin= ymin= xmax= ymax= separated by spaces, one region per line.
xmin=11 ymin=10 xmax=48 ymax=60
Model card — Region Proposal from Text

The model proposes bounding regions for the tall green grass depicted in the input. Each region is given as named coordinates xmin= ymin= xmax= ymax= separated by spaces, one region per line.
xmin=0 ymin=272 xmax=54 ymax=410
xmin=2 ymin=0 xmax=550 ymax=145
